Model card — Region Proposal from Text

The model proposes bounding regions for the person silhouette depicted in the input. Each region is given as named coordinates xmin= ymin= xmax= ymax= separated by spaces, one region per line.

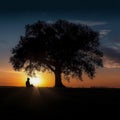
xmin=26 ymin=78 xmax=33 ymax=87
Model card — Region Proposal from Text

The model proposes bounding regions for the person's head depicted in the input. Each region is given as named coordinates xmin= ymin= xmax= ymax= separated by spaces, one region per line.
xmin=27 ymin=78 xmax=30 ymax=81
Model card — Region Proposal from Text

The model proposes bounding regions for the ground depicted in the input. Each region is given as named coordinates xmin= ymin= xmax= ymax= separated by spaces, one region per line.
xmin=0 ymin=87 xmax=120 ymax=119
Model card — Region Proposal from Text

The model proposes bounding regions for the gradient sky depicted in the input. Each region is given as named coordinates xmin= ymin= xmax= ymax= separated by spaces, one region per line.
xmin=0 ymin=0 xmax=120 ymax=87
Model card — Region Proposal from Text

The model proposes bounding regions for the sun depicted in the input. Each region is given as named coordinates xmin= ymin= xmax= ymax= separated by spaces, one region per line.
xmin=30 ymin=77 xmax=42 ymax=87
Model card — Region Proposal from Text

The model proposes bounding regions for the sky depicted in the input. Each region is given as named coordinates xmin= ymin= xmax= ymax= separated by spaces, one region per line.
xmin=0 ymin=0 xmax=120 ymax=87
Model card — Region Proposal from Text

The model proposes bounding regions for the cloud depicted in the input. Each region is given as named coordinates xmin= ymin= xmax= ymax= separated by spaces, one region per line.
xmin=68 ymin=20 xmax=107 ymax=26
xmin=102 ymin=46 xmax=120 ymax=68
xmin=46 ymin=20 xmax=107 ymax=27
xmin=99 ymin=30 xmax=111 ymax=38
xmin=103 ymin=56 xmax=120 ymax=68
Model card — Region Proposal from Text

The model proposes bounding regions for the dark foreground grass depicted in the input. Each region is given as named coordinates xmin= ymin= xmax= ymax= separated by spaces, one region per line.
xmin=0 ymin=87 xmax=120 ymax=119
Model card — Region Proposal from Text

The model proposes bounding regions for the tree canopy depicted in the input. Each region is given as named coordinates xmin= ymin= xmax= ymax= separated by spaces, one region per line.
xmin=10 ymin=19 xmax=103 ymax=87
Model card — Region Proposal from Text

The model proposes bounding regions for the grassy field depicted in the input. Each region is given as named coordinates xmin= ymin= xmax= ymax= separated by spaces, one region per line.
xmin=0 ymin=87 xmax=120 ymax=119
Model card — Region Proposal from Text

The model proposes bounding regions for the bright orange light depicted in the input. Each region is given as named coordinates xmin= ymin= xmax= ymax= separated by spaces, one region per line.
xmin=30 ymin=77 xmax=41 ymax=87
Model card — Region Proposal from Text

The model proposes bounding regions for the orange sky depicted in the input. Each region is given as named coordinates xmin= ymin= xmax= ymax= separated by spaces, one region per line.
xmin=0 ymin=63 xmax=120 ymax=88
xmin=0 ymin=55 xmax=120 ymax=88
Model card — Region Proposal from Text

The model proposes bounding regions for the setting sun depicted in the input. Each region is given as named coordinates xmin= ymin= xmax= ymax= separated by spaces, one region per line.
xmin=30 ymin=77 xmax=42 ymax=87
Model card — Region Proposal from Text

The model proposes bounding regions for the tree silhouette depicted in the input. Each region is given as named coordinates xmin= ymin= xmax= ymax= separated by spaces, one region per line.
xmin=10 ymin=19 xmax=103 ymax=88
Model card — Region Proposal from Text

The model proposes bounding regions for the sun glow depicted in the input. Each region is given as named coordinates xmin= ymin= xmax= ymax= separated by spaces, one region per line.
xmin=30 ymin=76 xmax=42 ymax=87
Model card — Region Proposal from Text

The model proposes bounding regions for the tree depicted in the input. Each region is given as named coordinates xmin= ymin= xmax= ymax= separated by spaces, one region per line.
xmin=10 ymin=19 xmax=103 ymax=88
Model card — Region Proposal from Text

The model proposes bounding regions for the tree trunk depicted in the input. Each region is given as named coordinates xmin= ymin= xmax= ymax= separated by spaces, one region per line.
xmin=54 ymin=67 xmax=65 ymax=88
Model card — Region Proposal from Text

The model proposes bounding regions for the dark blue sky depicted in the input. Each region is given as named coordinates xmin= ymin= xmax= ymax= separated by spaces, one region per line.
xmin=0 ymin=0 xmax=120 ymax=70
xmin=0 ymin=0 xmax=120 ymax=14
xmin=0 ymin=0 xmax=120 ymax=21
